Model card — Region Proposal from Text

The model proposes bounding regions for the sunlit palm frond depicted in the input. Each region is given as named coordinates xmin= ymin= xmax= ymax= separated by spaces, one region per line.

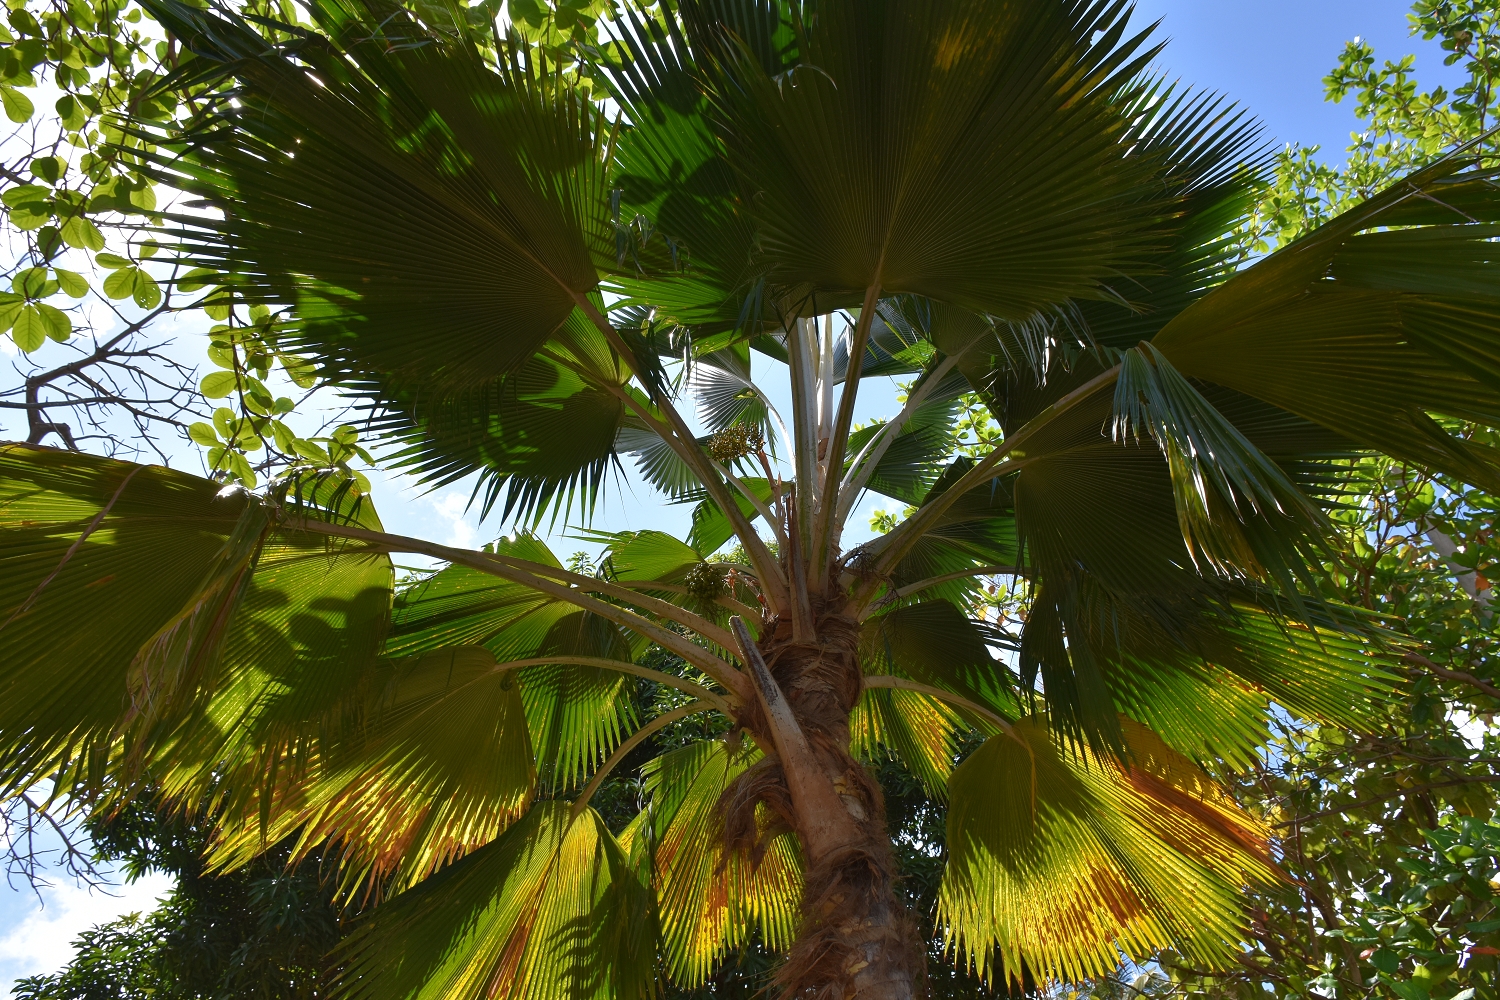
xmin=849 ymin=686 xmax=963 ymax=799
xmin=207 ymin=645 xmax=535 ymax=897
xmin=334 ymin=802 xmax=656 ymax=1000
xmin=0 ymin=446 xmax=243 ymax=793
xmin=939 ymin=716 xmax=1281 ymax=985
xmin=0 ymin=446 xmax=394 ymax=801
xmin=696 ymin=0 xmax=1170 ymax=314
xmin=389 ymin=548 xmax=639 ymax=792
xmin=641 ymin=739 xmax=802 ymax=988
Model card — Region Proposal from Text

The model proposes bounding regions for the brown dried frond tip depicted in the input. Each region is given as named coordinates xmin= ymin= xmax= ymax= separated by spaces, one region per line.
xmin=707 ymin=423 xmax=763 ymax=464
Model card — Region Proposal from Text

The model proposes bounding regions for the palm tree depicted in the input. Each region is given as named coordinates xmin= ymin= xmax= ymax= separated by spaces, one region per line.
xmin=3 ymin=0 xmax=1500 ymax=996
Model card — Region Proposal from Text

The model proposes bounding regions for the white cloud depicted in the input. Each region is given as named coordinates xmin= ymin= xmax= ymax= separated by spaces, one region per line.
xmin=430 ymin=491 xmax=478 ymax=549
xmin=0 ymin=872 xmax=174 ymax=983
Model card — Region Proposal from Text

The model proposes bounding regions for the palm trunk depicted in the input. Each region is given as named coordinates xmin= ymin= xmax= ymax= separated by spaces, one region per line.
xmin=726 ymin=608 xmax=921 ymax=1000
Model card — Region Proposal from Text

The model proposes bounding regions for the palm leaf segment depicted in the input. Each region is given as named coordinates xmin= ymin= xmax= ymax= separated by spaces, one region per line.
xmin=5 ymin=0 xmax=1500 ymax=992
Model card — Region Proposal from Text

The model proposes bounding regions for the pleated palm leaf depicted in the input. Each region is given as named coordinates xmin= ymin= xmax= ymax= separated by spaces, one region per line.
xmin=3 ymin=0 xmax=1499 ymax=997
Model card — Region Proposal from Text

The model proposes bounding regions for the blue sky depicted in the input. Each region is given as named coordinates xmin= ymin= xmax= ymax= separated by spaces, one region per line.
xmin=0 ymin=0 xmax=1468 ymax=987
xmin=1136 ymin=0 xmax=1461 ymax=156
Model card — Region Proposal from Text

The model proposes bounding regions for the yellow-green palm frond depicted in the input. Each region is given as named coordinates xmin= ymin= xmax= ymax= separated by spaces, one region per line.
xmin=206 ymin=646 xmax=535 ymax=897
xmin=850 ymin=686 xmax=964 ymax=799
xmin=641 ymin=740 xmax=802 ymax=988
xmin=335 ymin=802 xmax=656 ymax=1000
xmin=391 ymin=551 xmax=640 ymax=792
xmin=939 ymin=716 xmax=1280 ymax=986
xmin=0 ymin=445 xmax=394 ymax=803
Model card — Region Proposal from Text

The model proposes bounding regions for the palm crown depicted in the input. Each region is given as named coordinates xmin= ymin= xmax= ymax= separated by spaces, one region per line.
xmin=3 ymin=0 xmax=1500 ymax=997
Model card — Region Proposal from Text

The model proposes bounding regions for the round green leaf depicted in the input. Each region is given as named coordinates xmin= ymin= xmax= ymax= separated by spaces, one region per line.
xmin=28 ymin=155 xmax=61 ymax=185
xmin=200 ymin=371 xmax=239 ymax=399
xmin=6 ymin=190 xmax=51 ymax=230
xmin=1 ymin=185 xmax=49 ymax=210
xmin=54 ymin=93 xmax=85 ymax=131
xmin=188 ymin=422 xmax=220 ymax=447
xmin=128 ymin=184 xmax=156 ymax=213
xmin=101 ymin=266 xmax=136 ymax=300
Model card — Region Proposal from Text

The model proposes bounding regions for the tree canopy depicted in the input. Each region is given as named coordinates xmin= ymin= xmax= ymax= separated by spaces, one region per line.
xmin=1 ymin=1 xmax=1500 ymax=999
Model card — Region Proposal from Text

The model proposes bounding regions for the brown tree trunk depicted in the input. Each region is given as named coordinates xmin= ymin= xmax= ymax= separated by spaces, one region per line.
xmin=725 ymin=608 xmax=921 ymax=1000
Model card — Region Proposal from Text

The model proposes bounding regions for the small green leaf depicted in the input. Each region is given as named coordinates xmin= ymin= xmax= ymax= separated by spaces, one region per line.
xmin=188 ymin=422 xmax=220 ymax=447
xmin=101 ymin=266 xmax=137 ymax=300
xmin=36 ymin=226 xmax=61 ymax=259
xmin=0 ymin=297 xmax=22 ymax=333
xmin=12 ymin=266 xmax=46 ymax=297
xmin=37 ymin=303 xmax=70 ymax=342
xmin=200 ymin=371 xmax=239 ymax=399
xmin=59 ymin=215 xmax=103 ymax=251
xmin=3 ymin=184 xmax=50 ymax=230
xmin=293 ymin=440 xmax=330 ymax=465
xmin=1 ymin=85 xmax=33 ymax=123
xmin=228 ymin=451 xmax=257 ymax=488
xmin=1378 ymin=973 xmax=1429 ymax=1000
xmin=131 ymin=270 xmax=161 ymax=309
xmin=28 ymin=155 xmax=61 ymax=185
xmin=52 ymin=268 xmax=86 ymax=297
xmin=94 ymin=252 xmax=131 ymax=269
xmin=178 ymin=267 xmax=217 ymax=292
xmin=11 ymin=305 xmax=45 ymax=351
xmin=128 ymin=183 xmax=156 ymax=213
xmin=269 ymin=420 xmax=297 ymax=453
xmin=54 ymin=92 xmax=84 ymax=130
xmin=279 ymin=353 xmax=317 ymax=388
xmin=1 ymin=185 xmax=49 ymax=209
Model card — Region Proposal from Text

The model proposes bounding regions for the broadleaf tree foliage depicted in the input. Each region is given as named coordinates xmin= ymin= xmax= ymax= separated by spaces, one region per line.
xmin=3 ymin=1 xmax=1500 ymax=998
